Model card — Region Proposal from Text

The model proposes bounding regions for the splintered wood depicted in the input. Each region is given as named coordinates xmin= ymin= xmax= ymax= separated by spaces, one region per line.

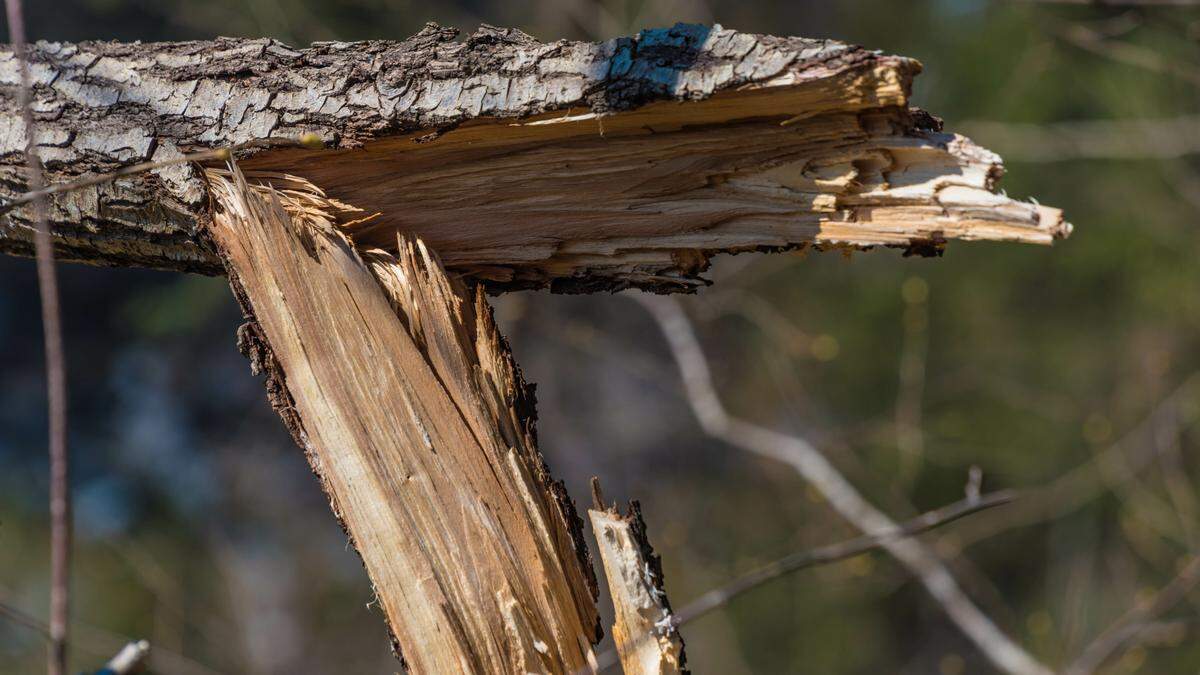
xmin=248 ymin=78 xmax=1071 ymax=293
xmin=589 ymin=482 xmax=687 ymax=675
xmin=0 ymin=24 xmax=1069 ymax=288
xmin=205 ymin=166 xmax=599 ymax=674
xmin=0 ymin=21 xmax=1081 ymax=675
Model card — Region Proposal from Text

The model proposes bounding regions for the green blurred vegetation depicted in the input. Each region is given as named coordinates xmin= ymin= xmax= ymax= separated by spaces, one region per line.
xmin=3 ymin=1 xmax=1200 ymax=673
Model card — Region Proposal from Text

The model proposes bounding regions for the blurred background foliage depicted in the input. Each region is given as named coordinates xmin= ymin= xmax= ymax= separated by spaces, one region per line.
xmin=3 ymin=0 xmax=1200 ymax=673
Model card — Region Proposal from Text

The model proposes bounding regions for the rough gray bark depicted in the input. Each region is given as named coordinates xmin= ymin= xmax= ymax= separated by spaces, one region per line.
xmin=0 ymin=22 xmax=1068 ymax=290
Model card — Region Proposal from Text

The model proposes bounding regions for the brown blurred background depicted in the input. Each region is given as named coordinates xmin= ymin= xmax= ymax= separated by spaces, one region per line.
xmin=3 ymin=1 xmax=1200 ymax=673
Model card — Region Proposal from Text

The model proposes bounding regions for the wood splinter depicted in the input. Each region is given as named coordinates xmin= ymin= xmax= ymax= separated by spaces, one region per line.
xmin=589 ymin=478 xmax=688 ymax=675
xmin=206 ymin=165 xmax=600 ymax=674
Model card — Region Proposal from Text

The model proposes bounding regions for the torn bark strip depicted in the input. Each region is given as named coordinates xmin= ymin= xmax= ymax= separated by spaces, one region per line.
xmin=206 ymin=164 xmax=599 ymax=673
xmin=589 ymin=480 xmax=687 ymax=675
xmin=0 ymin=23 xmax=1067 ymax=290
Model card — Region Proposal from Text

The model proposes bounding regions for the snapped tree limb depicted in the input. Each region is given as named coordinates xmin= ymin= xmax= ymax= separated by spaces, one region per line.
xmin=207 ymin=164 xmax=600 ymax=673
xmin=0 ymin=22 xmax=1068 ymax=290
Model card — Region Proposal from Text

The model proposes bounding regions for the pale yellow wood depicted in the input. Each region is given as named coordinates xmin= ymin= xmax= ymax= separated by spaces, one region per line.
xmin=206 ymin=166 xmax=599 ymax=674
xmin=589 ymin=490 xmax=686 ymax=675
xmin=246 ymin=68 xmax=1069 ymax=292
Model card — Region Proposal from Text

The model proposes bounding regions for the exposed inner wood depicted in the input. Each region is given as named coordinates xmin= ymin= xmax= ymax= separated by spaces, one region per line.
xmin=0 ymin=22 xmax=1076 ymax=675
xmin=0 ymin=23 xmax=1069 ymax=290
xmin=588 ymin=481 xmax=687 ymax=675
xmin=247 ymin=75 xmax=1068 ymax=292
xmin=206 ymin=164 xmax=599 ymax=673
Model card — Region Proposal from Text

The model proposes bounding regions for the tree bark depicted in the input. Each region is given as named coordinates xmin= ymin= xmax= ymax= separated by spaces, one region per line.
xmin=207 ymin=165 xmax=600 ymax=673
xmin=0 ymin=22 xmax=1073 ymax=673
xmin=0 ymin=23 xmax=1068 ymax=291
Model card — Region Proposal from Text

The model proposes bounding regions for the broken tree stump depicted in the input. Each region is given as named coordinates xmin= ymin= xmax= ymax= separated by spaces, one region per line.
xmin=0 ymin=21 xmax=1071 ymax=674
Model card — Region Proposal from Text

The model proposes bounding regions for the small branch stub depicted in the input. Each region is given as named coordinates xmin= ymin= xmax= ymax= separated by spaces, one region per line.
xmin=98 ymin=640 xmax=150 ymax=675
xmin=589 ymin=478 xmax=687 ymax=675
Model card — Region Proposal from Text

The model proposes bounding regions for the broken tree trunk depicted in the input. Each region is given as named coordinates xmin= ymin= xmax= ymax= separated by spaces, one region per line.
xmin=0 ymin=22 xmax=1068 ymax=291
xmin=206 ymin=165 xmax=599 ymax=672
xmin=0 ymin=21 xmax=1071 ymax=674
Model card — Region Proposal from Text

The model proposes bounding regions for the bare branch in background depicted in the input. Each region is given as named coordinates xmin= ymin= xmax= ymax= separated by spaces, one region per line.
xmin=3 ymin=1 xmax=71 ymax=673
xmin=948 ymin=373 xmax=1200 ymax=549
xmin=634 ymin=294 xmax=1053 ymax=675
xmin=0 ymin=596 xmax=49 ymax=635
xmin=693 ymin=288 xmax=813 ymax=358
xmin=671 ymin=490 xmax=1016 ymax=629
xmin=1143 ymin=404 xmax=1199 ymax=547
xmin=963 ymin=115 xmax=1200 ymax=161
xmin=1100 ymin=619 xmax=1195 ymax=655
xmin=1065 ymin=555 xmax=1200 ymax=675
xmin=1160 ymin=161 xmax=1200 ymax=211
xmin=98 ymin=641 xmax=150 ymax=675
xmin=589 ymin=489 xmax=1016 ymax=673
xmin=0 ymin=595 xmax=221 ymax=675
xmin=1053 ymin=20 xmax=1200 ymax=86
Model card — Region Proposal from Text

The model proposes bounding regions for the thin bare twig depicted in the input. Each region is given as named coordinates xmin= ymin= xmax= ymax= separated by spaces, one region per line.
xmin=962 ymin=115 xmax=1200 ymax=162
xmin=1118 ymin=402 xmax=1200 ymax=549
xmin=4 ymin=2 xmax=71 ymax=673
xmin=948 ymin=373 xmax=1200 ymax=549
xmin=0 ymin=597 xmax=49 ymax=635
xmin=98 ymin=641 xmax=150 ymax=675
xmin=673 ymin=490 xmax=1017 ymax=627
xmin=0 ymin=150 xmax=231 ymax=216
xmin=1064 ymin=555 xmax=1200 ymax=674
xmin=1160 ymin=161 xmax=1200 ymax=211
xmin=1053 ymin=21 xmax=1200 ymax=87
xmin=0 ymin=596 xmax=224 ymax=675
xmin=634 ymin=294 xmax=1052 ymax=675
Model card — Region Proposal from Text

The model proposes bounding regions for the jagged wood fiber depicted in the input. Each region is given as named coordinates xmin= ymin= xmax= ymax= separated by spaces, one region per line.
xmin=0 ymin=21 xmax=1075 ymax=675
xmin=207 ymin=164 xmax=600 ymax=674
xmin=589 ymin=484 xmax=687 ymax=675
xmin=0 ymin=23 xmax=1067 ymax=290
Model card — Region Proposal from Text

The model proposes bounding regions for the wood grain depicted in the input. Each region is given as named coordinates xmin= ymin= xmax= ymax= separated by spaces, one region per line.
xmin=206 ymin=165 xmax=599 ymax=673
xmin=588 ymin=485 xmax=686 ymax=675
